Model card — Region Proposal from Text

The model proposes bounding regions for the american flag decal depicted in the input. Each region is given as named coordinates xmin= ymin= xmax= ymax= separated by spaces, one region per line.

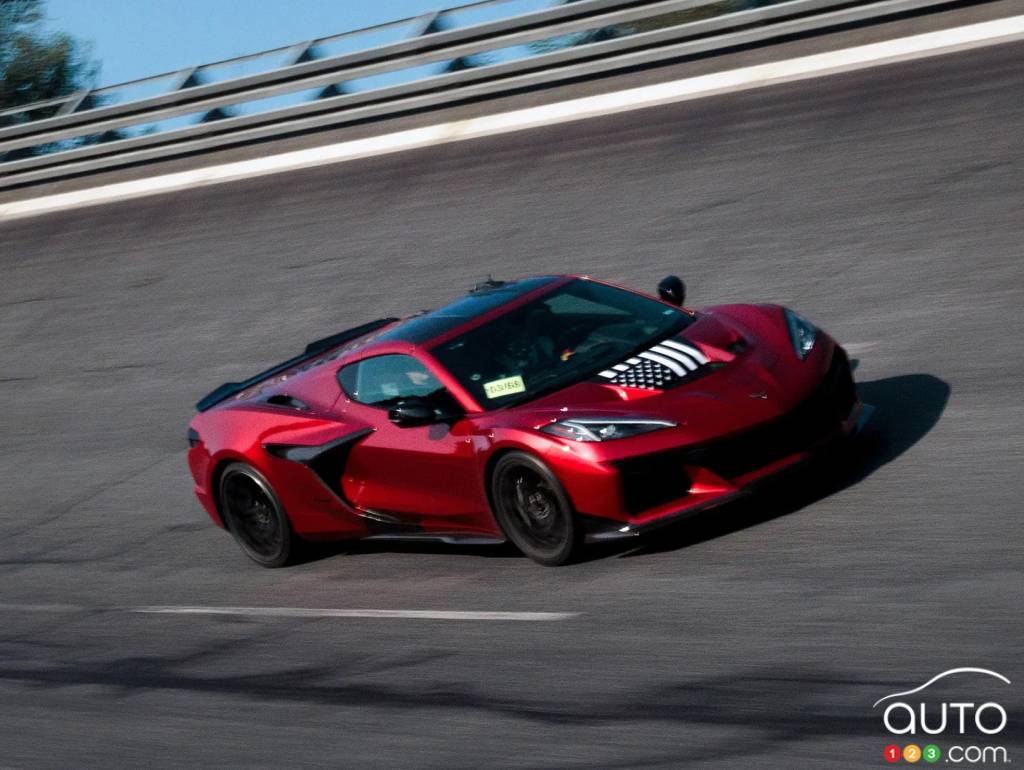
xmin=597 ymin=339 xmax=709 ymax=390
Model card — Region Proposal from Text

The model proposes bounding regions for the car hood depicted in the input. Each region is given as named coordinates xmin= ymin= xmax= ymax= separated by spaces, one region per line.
xmin=502 ymin=307 xmax=831 ymax=447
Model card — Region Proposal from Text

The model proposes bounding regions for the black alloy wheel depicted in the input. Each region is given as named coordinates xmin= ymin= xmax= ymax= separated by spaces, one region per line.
xmin=491 ymin=451 xmax=581 ymax=566
xmin=219 ymin=463 xmax=295 ymax=568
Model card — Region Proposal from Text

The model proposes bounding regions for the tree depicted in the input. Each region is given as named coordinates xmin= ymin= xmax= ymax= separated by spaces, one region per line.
xmin=628 ymin=1 xmax=758 ymax=34
xmin=0 ymin=0 xmax=97 ymax=126
xmin=532 ymin=0 xmax=762 ymax=53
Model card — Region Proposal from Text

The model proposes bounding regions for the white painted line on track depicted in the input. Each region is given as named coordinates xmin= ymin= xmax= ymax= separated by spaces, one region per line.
xmin=2 ymin=15 xmax=1024 ymax=222
xmin=133 ymin=606 xmax=579 ymax=621
xmin=0 ymin=603 xmax=577 ymax=621
xmin=0 ymin=603 xmax=97 ymax=614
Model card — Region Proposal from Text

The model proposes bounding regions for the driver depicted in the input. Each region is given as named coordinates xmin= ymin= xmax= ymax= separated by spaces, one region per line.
xmin=502 ymin=305 xmax=559 ymax=371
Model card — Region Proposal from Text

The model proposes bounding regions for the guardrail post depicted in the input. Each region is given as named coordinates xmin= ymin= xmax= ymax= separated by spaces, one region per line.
xmin=411 ymin=9 xmax=484 ymax=71
xmin=288 ymin=40 xmax=349 ymax=99
xmin=174 ymin=67 xmax=233 ymax=122
xmin=170 ymin=67 xmax=203 ymax=91
xmin=55 ymin=90 xmax=93 ymax=116
xmin=199 ymin=107 xmax=235 ymax=123
xmin=285 ymin=40 xmax=321 ymax=65
xmin=316 ymin=83 xmax=349 ymax=99
xmin=411 ymin=11 xmax=446 ymax=37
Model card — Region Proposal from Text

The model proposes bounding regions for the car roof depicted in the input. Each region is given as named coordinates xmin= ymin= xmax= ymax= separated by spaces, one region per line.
xmin=201 ymin=277 xmax=579 ymax=411
xmin=375 ymin=275 xmax=566 ymax=347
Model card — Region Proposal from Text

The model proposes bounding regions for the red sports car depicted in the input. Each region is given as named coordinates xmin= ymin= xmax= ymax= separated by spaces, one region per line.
xmin=187 ymin=275 xmax=870 ymax=566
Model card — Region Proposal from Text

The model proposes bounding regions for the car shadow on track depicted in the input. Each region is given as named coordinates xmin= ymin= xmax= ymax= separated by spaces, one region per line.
xmin=299 ymin=538 xmax=521 ymax=564
xmin=609 ymin=372 xmax=951 ymax=561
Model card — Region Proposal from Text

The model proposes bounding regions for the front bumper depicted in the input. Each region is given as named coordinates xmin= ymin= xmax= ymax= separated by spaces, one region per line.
xmin=582 ymin=387 xmax=873 ymax=544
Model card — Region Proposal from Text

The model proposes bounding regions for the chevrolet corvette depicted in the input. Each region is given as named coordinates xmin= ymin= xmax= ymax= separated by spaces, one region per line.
xmin=187 ymin=275 xmax=870 ymax=566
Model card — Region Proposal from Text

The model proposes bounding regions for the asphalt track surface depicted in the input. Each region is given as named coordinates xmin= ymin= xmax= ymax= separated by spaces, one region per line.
xmin=1 ymin=38 xmax=1023 ymax=769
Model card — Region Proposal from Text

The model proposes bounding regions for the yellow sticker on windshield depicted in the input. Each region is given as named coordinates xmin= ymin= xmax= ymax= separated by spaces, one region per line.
xmin=483 ymin=375 xmax=526 ymax=399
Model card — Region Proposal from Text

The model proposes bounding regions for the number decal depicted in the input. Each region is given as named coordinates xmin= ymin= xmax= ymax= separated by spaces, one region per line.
xmin=483 ymin=375 xmax=526 ymax=399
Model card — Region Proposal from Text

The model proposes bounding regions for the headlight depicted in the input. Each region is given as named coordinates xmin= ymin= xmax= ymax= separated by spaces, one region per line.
xmin=540 ymin=417 xmax=676 ymax=442
xmin=784 ymin=308 xmax=817 ymax=360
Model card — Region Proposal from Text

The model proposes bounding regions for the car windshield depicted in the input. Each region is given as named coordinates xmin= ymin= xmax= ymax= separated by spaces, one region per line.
xmin=431 ymin=279 xmax=694 ymax=408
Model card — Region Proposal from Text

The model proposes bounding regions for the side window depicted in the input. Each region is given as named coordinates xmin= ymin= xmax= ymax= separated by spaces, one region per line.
xmin=338 ymin=354 xmax=446 ymax=408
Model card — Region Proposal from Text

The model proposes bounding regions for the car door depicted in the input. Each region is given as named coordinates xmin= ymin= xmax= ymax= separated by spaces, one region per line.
xmin=336 ymin=353 xmax=489 ymax=530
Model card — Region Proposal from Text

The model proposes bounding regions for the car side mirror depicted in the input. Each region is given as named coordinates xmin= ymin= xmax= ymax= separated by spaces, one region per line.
xmin=388 ymin=400 xmax=437 ymax=427
xmin=657 ymin=275 xmax=686 ymax=306
xmin=388 ymin=397 xmax=463 ymax=427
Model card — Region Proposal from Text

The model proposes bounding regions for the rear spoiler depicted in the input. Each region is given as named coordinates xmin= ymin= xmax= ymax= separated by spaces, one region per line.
xmin=195 ymin=317 xmax=398 ymax=412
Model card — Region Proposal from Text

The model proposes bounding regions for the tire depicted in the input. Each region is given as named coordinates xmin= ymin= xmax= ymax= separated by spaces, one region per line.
xmin=490 ymin=451 xmax=581 ymax=566
xmin=218 ymin=462 xmax=296 ymax=568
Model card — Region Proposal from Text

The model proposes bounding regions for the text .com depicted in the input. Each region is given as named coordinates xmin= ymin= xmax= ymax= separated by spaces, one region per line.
xmin=884 ymin=743 xmax=1010 ymax=764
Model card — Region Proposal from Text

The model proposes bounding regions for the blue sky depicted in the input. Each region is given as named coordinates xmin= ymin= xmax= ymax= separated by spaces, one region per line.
xmin=45 ymin=0 xmax=553 ymax=88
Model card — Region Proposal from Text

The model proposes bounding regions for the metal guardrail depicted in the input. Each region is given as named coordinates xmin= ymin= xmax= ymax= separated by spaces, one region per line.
xmin=0 ymin=0 xmax=965 ymax=188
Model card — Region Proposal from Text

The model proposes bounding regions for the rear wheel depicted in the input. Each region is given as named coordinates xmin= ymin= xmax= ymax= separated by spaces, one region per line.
xmin=491 ymin=452 xmax=581 ymax=566
xmin=218 ymin=463 xmax=295 ymax=568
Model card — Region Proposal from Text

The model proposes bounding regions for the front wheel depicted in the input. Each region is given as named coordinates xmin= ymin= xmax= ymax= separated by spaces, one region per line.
xmin=491 ymin=452 xmax=581 ymax=566
xmin=218 ymin=463 xmax=296 ymax=568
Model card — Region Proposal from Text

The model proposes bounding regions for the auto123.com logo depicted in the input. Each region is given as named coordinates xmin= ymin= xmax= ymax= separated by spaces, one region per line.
xmin=874 ymin=668 xmax=1011 ymax=764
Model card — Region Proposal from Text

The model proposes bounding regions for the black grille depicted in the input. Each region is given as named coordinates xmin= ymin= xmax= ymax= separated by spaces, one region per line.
xmin=616 ymin=452 xmax=691 ymax=516
xmin=691 ymin=349 xmax=856 ymax=479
